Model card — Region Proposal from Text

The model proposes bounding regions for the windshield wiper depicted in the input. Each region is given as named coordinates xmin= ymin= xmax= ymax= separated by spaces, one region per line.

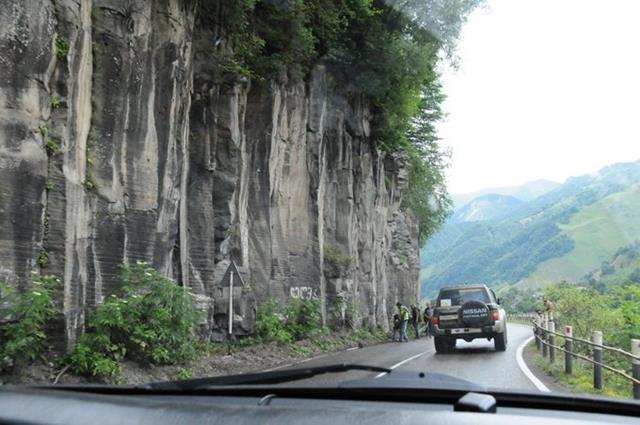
xmin=139 ymin=363 xmax=391 ymax=390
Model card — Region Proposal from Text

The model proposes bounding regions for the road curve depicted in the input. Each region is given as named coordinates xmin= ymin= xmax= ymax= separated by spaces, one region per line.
xmin=278 ymin=323 xmax=540 ymax=391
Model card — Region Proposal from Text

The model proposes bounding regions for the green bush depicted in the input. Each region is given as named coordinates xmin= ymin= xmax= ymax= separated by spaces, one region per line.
xmin=0 ymin=274 xmax=59 ymax=373
xmin=37 ymin=251 xmax=49 ymax=268
xmin=256 ymin=298 xmax=323 ymax=343
xmin=344 ymin=299 xmax=361 ymax=329
xmin=69 ymin=262 xmax=201 ymax=378
xmin=285 ymin=298 xmax=322 ymax=340
xmin=329 ymin=296 xmax=361 ymax=330
xmin=543 ymin=282 xmax=640 ymax=371
xmin=176 ymin=367 xmax=193 ymax=380
xmin=328 ymin=296 xmax=346 ymax=329
xmin=54 ymin=35 xmax=68 ymax=60
xmin=45 ymin=138 xmax=61 ymax=156
xmin=255 ymin=299 xmax=293 ymax=344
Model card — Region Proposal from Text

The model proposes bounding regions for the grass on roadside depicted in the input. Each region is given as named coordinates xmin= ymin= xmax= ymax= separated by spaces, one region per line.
xmin=531 ymin=344 xmax=632 ymax=399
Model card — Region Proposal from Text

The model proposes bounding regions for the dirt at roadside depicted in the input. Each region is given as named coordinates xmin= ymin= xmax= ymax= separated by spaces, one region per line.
xmin=1 ymin=333 xmax=390 ymax=386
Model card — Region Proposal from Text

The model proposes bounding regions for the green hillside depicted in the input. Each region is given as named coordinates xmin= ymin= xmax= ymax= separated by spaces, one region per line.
xmin=584 ymin=241 xmax=640 ymax=289
xmin=519 ymin=186 xmax=640 ymax=288
xmin=421 ymin=161 xmax=640 ymax=297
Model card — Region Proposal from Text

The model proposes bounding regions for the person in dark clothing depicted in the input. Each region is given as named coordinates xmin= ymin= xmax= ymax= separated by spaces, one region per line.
xmin=423 ymin=303 xmax=433 ymax=338
xmin=411 ymin=304 xmax=420 ymax=339
xmin=391 ymin=314 xmax=401 ymax=341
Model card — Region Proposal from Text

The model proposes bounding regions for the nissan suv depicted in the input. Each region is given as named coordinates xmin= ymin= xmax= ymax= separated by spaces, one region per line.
xmin=431 ymin=284 xmax=507 ymax=353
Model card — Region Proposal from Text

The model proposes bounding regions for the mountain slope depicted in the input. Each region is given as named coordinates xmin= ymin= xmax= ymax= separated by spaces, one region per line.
xmin=583 ymin=241 xmax=640 ymax=288
xmin=421 ymin=160 xmax=640 ymax=296
xmin=519 ymin=185 xmax=640 ymax=287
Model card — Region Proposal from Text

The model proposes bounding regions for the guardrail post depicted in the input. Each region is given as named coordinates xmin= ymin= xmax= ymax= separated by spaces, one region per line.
xmin=542 ymin=313 xmax=548 ymax=358
xmin=534 ymin=314 xmax=541 ymax=350
xmin=564 ymin=325 xmax=573 ymax=374
xmin=549 ymin=320 xmax=556 ymax=363
xmin=593 ymin=331 xmax=603 ymax=390
xmin=632 ymin=339 xmax=640 ymax=400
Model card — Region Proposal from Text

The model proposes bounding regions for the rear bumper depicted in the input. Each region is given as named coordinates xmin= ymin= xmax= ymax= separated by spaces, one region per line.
xmin=433 ymin=320 xmax=505 ymax=338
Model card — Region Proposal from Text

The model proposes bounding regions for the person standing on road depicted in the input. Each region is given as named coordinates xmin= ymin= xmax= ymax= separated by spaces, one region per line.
xmin=543 ymin=296 xmax=555 ymax=326
xmin=396 ymin=302 xmax=410 ymax=342
xmin=391 ymin=314 xmax=401 ymax=341
xmin=423 ymin=303 xmax=433 ymax=338
xmin=411 ymin=304 xmax=420 ymax=339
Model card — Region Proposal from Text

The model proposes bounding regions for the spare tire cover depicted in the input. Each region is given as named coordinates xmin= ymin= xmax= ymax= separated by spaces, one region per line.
xmin=459 ymin=301 xmax=490 ymax=327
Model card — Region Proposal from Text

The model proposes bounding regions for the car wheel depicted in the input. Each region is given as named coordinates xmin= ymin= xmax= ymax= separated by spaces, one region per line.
xmin=494 ymin=331 xmax=507 ymax=351
xmin=434 ymin=336 xmax=452 ymax=354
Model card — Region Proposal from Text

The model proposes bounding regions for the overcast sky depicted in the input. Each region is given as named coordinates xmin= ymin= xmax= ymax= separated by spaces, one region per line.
xmin=439 ymin=0 xmax=640 ymax=194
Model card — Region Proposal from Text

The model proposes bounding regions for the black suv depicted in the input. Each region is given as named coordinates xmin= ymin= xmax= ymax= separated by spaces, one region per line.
xmin=432 ymin=284 xmax=507 ymax=353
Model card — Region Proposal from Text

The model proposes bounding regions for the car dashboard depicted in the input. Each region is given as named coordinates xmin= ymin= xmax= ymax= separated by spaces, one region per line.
xmin=1 ymin=385 xmax=639 ymax=425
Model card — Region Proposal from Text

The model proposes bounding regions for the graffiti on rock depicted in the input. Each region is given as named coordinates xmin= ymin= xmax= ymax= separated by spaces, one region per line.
xmin=289 ymin=286 xmax=319 ymax=300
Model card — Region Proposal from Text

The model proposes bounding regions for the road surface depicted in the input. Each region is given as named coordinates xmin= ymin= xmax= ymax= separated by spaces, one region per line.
xmin=275 ymin=323 xmax=542 ymax=391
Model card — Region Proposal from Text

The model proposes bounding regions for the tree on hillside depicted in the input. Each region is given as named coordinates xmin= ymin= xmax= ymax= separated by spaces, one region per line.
xmin=404 ymin=78 xmax=452 ymax=244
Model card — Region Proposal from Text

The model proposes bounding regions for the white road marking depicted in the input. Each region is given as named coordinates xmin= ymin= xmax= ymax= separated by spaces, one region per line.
xmin=516 ymin=335 xmax=550 ymax=392
xmin=375 ymin=350 xmax=430 ymax=378
xmin=346 ymin=347 xmax=359 ymax=352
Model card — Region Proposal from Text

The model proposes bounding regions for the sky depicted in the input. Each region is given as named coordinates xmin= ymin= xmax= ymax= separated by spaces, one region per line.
xmin=438 ymin=0 xmax=640 ymax=194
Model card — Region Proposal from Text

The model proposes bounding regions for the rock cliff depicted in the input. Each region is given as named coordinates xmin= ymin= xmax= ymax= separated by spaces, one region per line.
xmin=0 ymin=0 xmax=419 ymax=345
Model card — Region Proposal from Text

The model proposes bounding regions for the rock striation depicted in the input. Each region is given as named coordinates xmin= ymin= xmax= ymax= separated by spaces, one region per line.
xmin=0 ymin=0 xmax=419 ymax=346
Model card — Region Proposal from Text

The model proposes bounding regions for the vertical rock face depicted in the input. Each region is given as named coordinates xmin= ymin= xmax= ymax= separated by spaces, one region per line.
xmin=0 ymin=0 xmax=420 ymax=345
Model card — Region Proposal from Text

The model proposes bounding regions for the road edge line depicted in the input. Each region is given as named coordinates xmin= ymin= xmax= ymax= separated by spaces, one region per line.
xmin=516 ymin=335 xmax=550 ymax=392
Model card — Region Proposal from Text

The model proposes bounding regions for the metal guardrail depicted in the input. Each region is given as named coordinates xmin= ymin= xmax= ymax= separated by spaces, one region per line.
xmin=531 ymin=312 xmax=640 ymax=399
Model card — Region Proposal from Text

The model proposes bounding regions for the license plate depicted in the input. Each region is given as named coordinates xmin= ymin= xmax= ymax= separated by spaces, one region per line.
xmin=452 ymin=328 xmax=481 ymax=334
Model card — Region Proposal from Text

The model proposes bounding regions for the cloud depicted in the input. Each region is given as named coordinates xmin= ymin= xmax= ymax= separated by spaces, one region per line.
xmin=439 ymin=0 xmax=640 ymax=193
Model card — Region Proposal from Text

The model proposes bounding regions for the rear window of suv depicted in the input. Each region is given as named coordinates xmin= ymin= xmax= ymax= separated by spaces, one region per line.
xmin=437 ymin=288 xmax=490 ymax=306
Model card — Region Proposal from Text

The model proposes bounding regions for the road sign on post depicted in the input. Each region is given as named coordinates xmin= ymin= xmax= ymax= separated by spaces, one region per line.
xmin=228 ymin=271 xmax=234 ymax=335
xmin=219 ymin=261 xmax=246 ymax=338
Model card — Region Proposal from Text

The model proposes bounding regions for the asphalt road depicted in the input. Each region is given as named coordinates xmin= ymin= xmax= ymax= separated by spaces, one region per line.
xmin=277 ymin=323 xmax=540 ymax=391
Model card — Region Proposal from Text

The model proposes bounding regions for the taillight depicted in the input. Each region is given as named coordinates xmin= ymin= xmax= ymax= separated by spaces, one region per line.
xmin=492 ymin=310 xmax=500 ymax=321
xmin=432 ymin=316 xmax=440 ymax=326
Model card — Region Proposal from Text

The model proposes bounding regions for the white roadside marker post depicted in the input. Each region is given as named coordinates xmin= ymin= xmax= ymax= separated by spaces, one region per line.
xmin=228 ymin=271 xmax=234 ymax=337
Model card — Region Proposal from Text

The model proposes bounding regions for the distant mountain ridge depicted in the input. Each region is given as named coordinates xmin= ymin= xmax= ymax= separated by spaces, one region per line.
xmin=452 ymin=179 xmax=560 ymax=207
xmin=421 ymin=160 xmax=640 ymax=296
xmin=452 ymin=194 xmax=524 ymax=222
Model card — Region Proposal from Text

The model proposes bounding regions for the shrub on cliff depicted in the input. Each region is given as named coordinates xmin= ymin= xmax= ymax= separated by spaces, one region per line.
xmin=69 ymin=262 xmax=201 ymax=378
xmin=256 ymin=298 xmax=323 ymax=343
xmin=285 ymin=298 xmax=322 ymax=339
xmin=323 ymin=245 xmax=353 ymax=278
xmin=329 ymin=296 xmax=361 ymax=330
xmin=255 ymin=299 xmax=294 ymax=344
xmin=0 ymin=274 xmax=59 ymax=373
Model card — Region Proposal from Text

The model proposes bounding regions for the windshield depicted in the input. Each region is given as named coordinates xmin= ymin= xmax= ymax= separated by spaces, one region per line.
xmin=1 ymin=0 xmax=639 ymax=407
xmin=438 ymin=288 xmax=490 ymax=306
